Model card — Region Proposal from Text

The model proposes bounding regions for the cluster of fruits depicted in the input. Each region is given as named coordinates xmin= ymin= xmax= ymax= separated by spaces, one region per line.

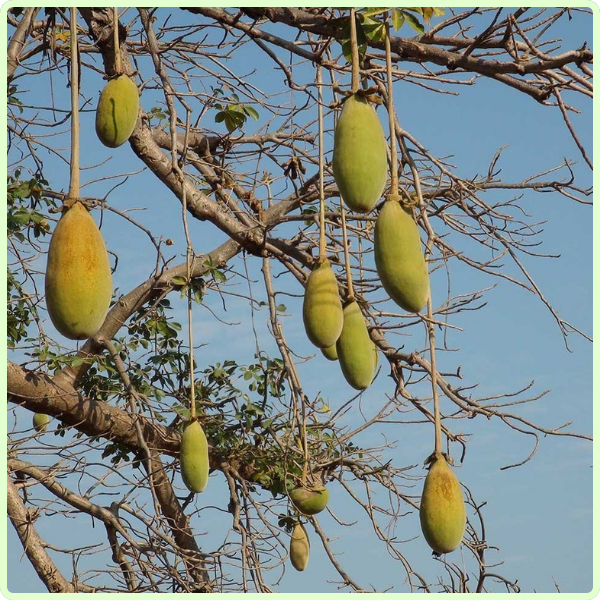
xmin=300 ymin=90 xmax=465 ymax=563
xmin=36 ymin=17 xmax=465 ymax=573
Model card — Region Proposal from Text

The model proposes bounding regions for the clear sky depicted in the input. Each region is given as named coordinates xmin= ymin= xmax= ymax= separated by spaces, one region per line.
xmin=6 ymin=7 xmax=593 ymax=594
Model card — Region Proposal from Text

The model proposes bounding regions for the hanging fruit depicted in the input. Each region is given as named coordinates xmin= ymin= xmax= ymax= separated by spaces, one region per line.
xmin=419 ymin=453 xmax=466 ymax=554
xmin=32 ymin=413 xmax=50 ymax=433
xmin=95 ymin=74 xmax=139 ymax=148
xmin=303 ymin=259 xmax=344 ymax=349
xmin=374 ymin=197 xmax=429 ymax=313
xmin=95 ymin=8 xmax=139 ymax=148
xmin=45 ymin=201 xmax=113 ymax=340
xmin=180 ymin=419 xmax=210 ymax=493
xmin=332 ymin=94 xmax=388 ymax=214
xmin=336 ymin=301 xmax=376 ymax=390
xmin=289 ymin=523 xmax=310 ymax=571
xmin=290 ymin=485 xmax=329 ymax=516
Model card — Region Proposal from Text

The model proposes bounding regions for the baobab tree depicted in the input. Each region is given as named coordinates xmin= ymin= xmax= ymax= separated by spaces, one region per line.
xmin=7 ymin=7 xmax=592 ymax=593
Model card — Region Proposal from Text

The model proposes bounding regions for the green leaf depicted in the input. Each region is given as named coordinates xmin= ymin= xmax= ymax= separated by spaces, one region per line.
xmin=392 ymin=8 xmax=405 ymax=31
xmin=171 ymin=276 xmax=187 ymax=286
xmin=243 ymin=106 xmax=259 ymax=121
xmin=361 ymin=15 xmax=386 ymax=43
xmin=403 ymin=11 xmax=425 ymax=34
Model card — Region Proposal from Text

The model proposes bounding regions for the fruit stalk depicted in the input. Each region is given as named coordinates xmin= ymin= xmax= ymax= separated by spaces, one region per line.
xmin=68 ymin=8 xmax=80 ymax=199
xmin=384 ymin=15 xmax=399 ymax=198
xmin=349 ymin=9 xmax=360 ymax=93
xmin=426 ymin=293 xmax=442 ymax=454
xmin=317 ymin=65 xmax=326 ymax=261
xmin=113 ymin=7 xmax=122 ymax=75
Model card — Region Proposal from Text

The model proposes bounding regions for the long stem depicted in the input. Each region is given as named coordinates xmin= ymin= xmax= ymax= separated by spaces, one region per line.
xmin=426 ymin=294 xmax=442 ymax=455
xmin=317 ymin=65 xmax=326 ymax=260
xmin=349 ymin=9 xmax=360 ymax=94
xmin=113 ymin=7 xmax=122 ymax=74
xmin=68 ymin=8 xmax=79 ymax=199
xmin=340 ymin=199 xmax=354 ymax=302
xmin=384 ymin=16 xmax=399 ymax=198
xmin=182 ymin=187 xmax=196 ymax=420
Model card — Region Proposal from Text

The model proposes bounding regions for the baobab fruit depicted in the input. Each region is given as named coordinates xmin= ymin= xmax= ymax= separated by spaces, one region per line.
xmin=302 ymin=258 xmax=343 ymax=349
xmin=45 ymin=201 xmax=112 ymax=340
xmin=374 ymin=198 xmax=429 ymax=313
xmin=180 ymin=420 xmax=209 ymax=493
xmin=336 ymin=301 xmax=375 ymax=390
xmin=420 ymin=453 xmax=466 ymax=554
xmin=95 ymin=74 xmax=139 ymax=148
xmin=290 ymin=485 xmax=329 ymax=516
xmin=32 ymin=413 xmax=50 ymax=433
xmin=332 ymin=94 xmax=387 ymax=213
xmin=290 ymin=523 xmax=310 ymax=571
xmin=321 ymin=343 xmax=338 ymax=361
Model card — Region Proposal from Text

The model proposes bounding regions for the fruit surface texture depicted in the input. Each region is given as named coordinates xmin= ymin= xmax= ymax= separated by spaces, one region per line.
xmin=290 ymin=486 xmax=329 ymax=515
xmin=302 ymin=259 xmax=343 ymax=349
xmin=45 ymin=201 xmax=112 ymax=340
xmin=332 ymin=94 xmax=388 ymax=213
xmin=95 ymin=75 xmax=139 ymax=148
xmin=180 ymin=420 xmax=210 ymax=493
xmin=336 ymin=301 xmax=375 ymax=390
xmin=33 ymin=413 xmax=50 ymax=433
xmin=375 ymin=199 xmax=429 ymax=313
xmin=290 ymin=523 xmax=310 ymax=571
xmin=419 ymin=454 xmax=466 ymax=554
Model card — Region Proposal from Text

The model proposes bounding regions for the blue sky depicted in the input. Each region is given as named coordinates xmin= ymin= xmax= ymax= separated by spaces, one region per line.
xmin=6 ymin=7 xmax=593 ymax=594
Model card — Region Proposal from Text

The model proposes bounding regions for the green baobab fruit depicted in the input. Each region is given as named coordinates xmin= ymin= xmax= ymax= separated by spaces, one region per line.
xmin=290 ymin=486 xmax=329 ymax=515
xmin=290 ymin=523 xmax=310 ymax=571
xmin=180 ymin=420 xmax=209 ymax=493
xmin=321 ymin=344 xmax=338 ymax=361
xmin=420 ymin=454 xmax=466 ymax=554
xmin=374 ymin=199 xmax=429 ymax=313
xmin=95 ymin=74 xmax=139 ymax=148
xmin=32 ymin=413 xmax=50 ymax=433
xmin=302 ymin=259 xmax=343 ymax=349
xmin=336 ymin=301 xmax=375 ymax=390
xmin=332 ymin=94 xmax=388 ymax=213
xmin=45 ymin=201 xmax=112 ymax=340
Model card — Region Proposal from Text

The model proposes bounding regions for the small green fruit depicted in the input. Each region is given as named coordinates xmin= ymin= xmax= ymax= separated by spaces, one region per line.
xmin=336 ymin=301 xmax=375 ymax=390
xmin=375 ymin=199 xmax=429 ymax=313
xmin=180 ymin=420 xmax=209 ymax=493
xmin=290 ymin=486 xmax=329 ymax=516
xmin=45 ymin=201 xmax=113 ymax=340
xmin=95 ymin=74 xmax=139 ymax=148
xmin=290 ymin=523 xmax=310 ymax=571
xmin=332 ymin=94 xmax=388 ymax=213
xmin=420 ymin=454 xmax=466 ymax=554
xmin=321 ymin=344 xmax=338 ymax=361
xmin=303 ymin=259 xmax=343 ymax=349
xmin=33 ymin=413 xmax=50 ymax=433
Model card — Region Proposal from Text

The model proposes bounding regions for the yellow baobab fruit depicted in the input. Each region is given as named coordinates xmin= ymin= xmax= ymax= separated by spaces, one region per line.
xmin=290 ymin=485 xmax=329 ymax=516
xmin=180 ymin=420 xmax=209 ymax=493
xmin=321 ymin=343 xmax=338 ymax=361
xmin=336 ymin=301 xmax=375 ymax=390
xmin=45 ymin=201 xmax=112 ymax=340
xmin=420 ymin=454 xmax=466 ymax=554
xmin=302 ymin=259 xmax=343 ymax=349
xmin=332 ymin=94 xmax=388 ymax=213
xmin=290 ymin=523 xmax=310 ymax=571
xmin=32 ymin=413 xmax=50 ymax=433
xmin=95 ymin=74 xmax=139 ymax=148
xmin=374 ymin=199 xmax=429 ymax=313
